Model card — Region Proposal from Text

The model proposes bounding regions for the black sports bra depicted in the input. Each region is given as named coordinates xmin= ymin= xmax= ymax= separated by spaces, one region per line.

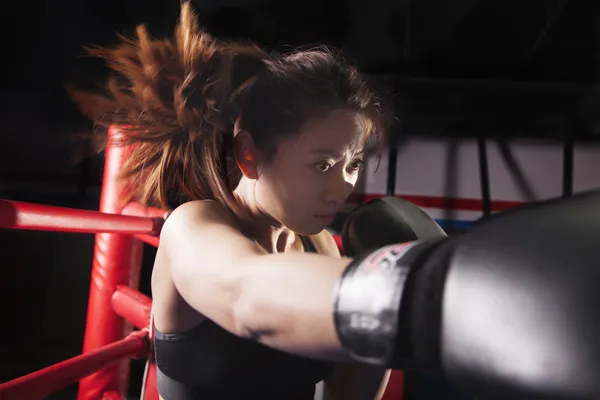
xmin=154 ymin=235 xmax=334 ymax=400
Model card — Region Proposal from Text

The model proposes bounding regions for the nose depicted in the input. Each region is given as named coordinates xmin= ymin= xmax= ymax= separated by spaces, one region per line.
xmin=322 ymin=170 xmax=355 ymax=205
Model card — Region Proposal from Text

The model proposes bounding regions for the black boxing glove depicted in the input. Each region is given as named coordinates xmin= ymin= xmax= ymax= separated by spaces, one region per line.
xmin=440 ymin=190 xmax=600 ymax=399
xmin=336 ymin=190 xmax=600 ymax=399
xmin=342 ymin=196 xmax=447 ymax=257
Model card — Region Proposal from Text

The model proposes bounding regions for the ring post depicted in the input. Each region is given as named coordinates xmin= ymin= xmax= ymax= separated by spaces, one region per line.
xmin=77 ymin=126 xmax=144 ymax=399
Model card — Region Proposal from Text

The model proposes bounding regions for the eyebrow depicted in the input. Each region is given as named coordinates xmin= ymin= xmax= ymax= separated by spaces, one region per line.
xmin=310 ymin=148 xmax=364 ymax=158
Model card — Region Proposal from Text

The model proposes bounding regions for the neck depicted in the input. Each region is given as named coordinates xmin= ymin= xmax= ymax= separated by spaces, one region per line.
xmin=232 ymin=177 xmax=299 ymax=253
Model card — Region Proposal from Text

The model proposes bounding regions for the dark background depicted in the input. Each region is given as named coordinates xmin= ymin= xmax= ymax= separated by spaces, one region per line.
xmin=1 ymin=0 xmax=599 ymax=398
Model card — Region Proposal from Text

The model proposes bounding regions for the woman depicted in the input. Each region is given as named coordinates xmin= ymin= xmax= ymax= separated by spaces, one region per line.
xmin=71 ymin=3 xmax=391 ymax=399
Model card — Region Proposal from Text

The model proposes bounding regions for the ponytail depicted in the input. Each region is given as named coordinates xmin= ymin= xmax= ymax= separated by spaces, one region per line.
xmin=67 ymin=2 xmax=268 ymax=210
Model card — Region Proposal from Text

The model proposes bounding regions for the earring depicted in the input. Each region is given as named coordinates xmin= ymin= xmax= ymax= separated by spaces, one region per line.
xmin=243 ymin=149 xmax=254 ymax=164
xmin=240 ymin=149 xmax=257 ymax=179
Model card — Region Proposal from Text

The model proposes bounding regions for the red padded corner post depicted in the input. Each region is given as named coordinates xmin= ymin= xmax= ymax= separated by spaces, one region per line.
xmin=78 ymin=126 xmax=145 ymax=400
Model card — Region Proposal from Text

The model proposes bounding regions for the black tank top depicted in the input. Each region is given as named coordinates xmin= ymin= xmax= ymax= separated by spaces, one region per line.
xmin=154 ymin=235 xmax=334 ymax=400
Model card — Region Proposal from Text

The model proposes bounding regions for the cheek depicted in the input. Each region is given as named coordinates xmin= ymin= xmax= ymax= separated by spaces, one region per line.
xmin=256 ymin=162 xmax=304 ymax=206
xmin=260 ymin=167 xmax=323 ymax=217
xmin=276 ymin=169 xmax=318 ymax=204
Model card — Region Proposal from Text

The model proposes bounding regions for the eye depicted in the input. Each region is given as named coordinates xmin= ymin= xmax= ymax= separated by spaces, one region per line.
xmin=347 ymin=159 xmax=364 ymax=173
xmin=315 ymin=161 xmax=332 ymax=172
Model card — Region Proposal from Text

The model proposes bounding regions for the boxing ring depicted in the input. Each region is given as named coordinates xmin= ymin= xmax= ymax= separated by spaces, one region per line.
xmin=0 ymin=126 xmax=404 ymax=400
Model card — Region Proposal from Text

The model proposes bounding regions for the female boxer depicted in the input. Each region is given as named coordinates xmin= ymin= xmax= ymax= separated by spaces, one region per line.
xmin=69 ymin=3 xmax=391 ymax=399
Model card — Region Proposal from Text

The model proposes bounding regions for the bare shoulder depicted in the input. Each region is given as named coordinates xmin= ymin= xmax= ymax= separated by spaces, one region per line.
xmin=159 ymin=199 xmax=264 ymax=265
xmin=161 ymin=200 xmax=236 ymax=240
xmin=163 ymin=200 xmax=234 ymax=228
xmin=309 ymin=229 xmax=341 ymax=258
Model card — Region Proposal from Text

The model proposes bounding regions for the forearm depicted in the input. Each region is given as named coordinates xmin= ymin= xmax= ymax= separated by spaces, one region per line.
xmin=234 ymin=252 xmax=352 ymax=361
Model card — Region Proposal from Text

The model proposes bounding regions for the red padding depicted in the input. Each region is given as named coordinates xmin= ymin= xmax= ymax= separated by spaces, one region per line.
xmin=134 ymin=233 xmax=160 ymax=248
xmin=111 ymin=286 xmax=152 ymax=330
xmin=0 ymin=330 xmax=149 ymax=400
xmin=333 ymin=235 xmax=343 ymax=253
xmin=102 ymin=391 xmax=125 ymax=400
xmin=78 ymin=126 xmax=145 ymax=400
xmin=141 ymin=362 xmax=159 ymax=400
xmin=0 ymin=199 xmax=163 ymax=236
xmin=122 ymin=203 xmax=166 ymax=247
xmin=381 ymin=370 xmax=404 ymax=400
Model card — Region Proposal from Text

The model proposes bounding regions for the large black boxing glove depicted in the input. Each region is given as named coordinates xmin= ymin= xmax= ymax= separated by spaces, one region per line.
xmin=440 ymin=190 xmax=600 ymax=399
xmin=334 ymin=190 xmax=600 ymax=399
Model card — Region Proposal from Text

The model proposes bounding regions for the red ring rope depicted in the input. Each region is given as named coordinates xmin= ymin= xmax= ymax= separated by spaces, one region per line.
xmin=0 ymin=330 xmax=149 ymax=400
xmin=111 ymin=286 xmax=152 ymax=330
xmin=0 ymin=199 xmax=163 ymax=235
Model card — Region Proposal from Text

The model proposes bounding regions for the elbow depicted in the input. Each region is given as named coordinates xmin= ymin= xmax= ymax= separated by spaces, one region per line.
xmin=231 ymin=289 xmax=278 ymax=342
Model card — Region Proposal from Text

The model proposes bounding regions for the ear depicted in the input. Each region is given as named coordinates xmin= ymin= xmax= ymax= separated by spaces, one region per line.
xmin=234 ymin=131 xmax=259 ymax=180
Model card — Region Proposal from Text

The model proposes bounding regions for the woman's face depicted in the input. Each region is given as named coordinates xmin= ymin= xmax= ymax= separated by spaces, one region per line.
xmin=255 ymin=110 xmax=367 ymax=235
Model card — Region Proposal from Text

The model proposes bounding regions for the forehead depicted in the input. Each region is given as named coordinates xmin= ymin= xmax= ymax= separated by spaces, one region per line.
xmin=291 ymin=110 xmax=366 ymax=154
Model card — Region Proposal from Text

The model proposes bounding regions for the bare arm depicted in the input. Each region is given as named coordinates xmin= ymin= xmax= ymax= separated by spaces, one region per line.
xmin=159 ymin=200 xmax=351 ymax=361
